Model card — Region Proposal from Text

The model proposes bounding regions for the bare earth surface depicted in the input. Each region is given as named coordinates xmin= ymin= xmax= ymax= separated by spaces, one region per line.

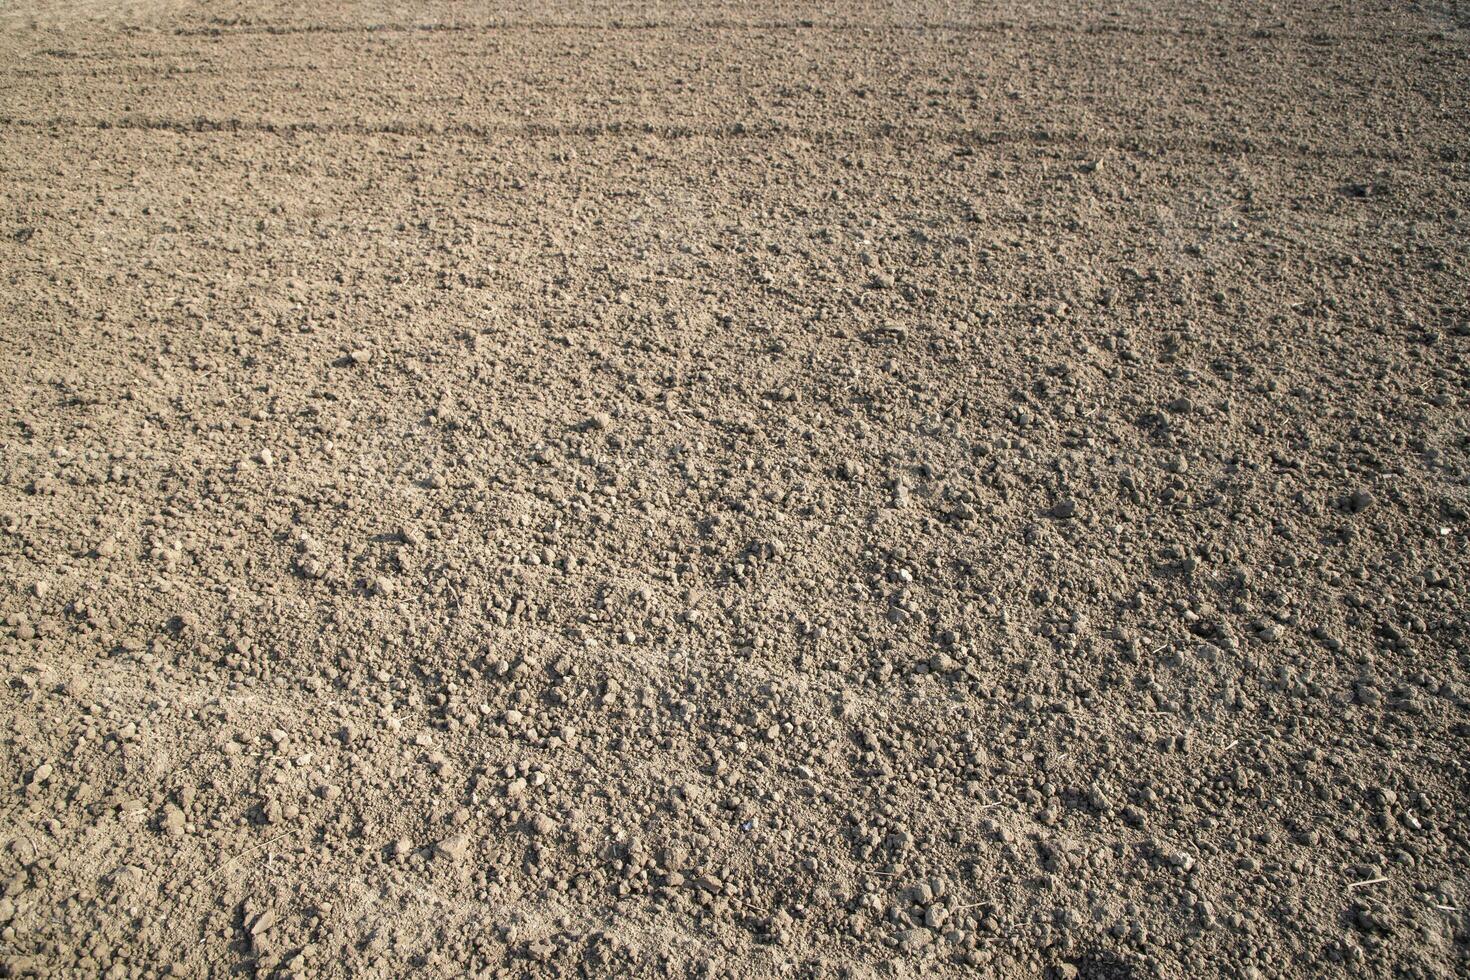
xmin=2 ymin=0 xmax=1469 ymax=977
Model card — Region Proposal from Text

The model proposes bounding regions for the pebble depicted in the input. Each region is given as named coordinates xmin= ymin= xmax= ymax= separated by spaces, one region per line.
xmin=434 ymin=835 xmax=469 ymax=863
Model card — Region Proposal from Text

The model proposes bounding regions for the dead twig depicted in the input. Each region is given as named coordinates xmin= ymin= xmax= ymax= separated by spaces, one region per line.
xmin=199 ymin=828 xmax=304 ymax=885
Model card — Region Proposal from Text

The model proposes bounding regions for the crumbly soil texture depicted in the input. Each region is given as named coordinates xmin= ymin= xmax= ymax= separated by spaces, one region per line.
xmin=1 ymin=0 xmax=1469 ymax=977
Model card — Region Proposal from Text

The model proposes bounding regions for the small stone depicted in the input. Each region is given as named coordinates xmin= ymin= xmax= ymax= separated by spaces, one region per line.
xmin=434 ymin=834 xmax=469 ymax=863
xmin=1347 ymin=490 xmax=1375 ymax=513
xmin=248 ymin=907 xmax=278 ymax=937
xmin=1051 ymin=498 xmax=1077 ymax=519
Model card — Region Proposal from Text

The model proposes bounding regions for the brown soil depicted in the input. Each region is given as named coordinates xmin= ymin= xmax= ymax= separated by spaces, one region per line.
xmin=2 ymin=1 xmax=1468 ymax=977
